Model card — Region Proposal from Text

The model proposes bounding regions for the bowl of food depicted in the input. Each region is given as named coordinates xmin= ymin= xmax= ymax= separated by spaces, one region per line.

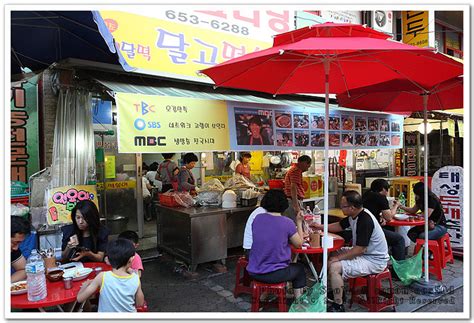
xmin=46 ymin=269 xmax=64 ymax=282
xmin=63 ymin=267 xmax=93 ymax=281
xmin=394 ymin=213 xmax=409 ymax=221
xmin=11 ymin=281 xmax=28 ymax=295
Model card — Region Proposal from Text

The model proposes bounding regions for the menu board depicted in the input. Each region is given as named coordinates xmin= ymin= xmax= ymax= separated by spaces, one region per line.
xmin=228 ymin=102 xmax=404 ymax=151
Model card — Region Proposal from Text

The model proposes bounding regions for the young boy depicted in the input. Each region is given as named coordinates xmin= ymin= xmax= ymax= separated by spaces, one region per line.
xmin=77 ymin=239 xmax=145 ymax=312
xmin=118 ymin=230 xmax=144 ymax=277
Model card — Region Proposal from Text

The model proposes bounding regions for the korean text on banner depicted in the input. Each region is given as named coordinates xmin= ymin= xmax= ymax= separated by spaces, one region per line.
xmin=47 ymin=185 xmax=99 ymax=225
xmin=432 ymin=166 xmax=463 ymax=250
xmin=96 ymin=10 xmax=275 ymax=81
xmin=402 ymin=11 xmax=429 ymax=48
xmin=116 ymin=93 xmax=230 ymax=153
xmin=105 ymin=155 xmax=116 ymax=178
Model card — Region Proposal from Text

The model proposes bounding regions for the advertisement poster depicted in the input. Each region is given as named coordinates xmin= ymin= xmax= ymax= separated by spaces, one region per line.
xmin=227 ymin=102 xmax=404 ymax=151
xmin=94 ymin=10 xmax=291 ymax=82
xmin=432 ymin=166 xmax=463 ymax=251
xmin=115 ymin=93 xmax=230 ymax=153
xmin=47 ymin=185 xmax=99 ymax=225
xmin=372 ymin=10 xmax=393 ymax=35
xmin=11 ymin=75 xmax=40 ymax=183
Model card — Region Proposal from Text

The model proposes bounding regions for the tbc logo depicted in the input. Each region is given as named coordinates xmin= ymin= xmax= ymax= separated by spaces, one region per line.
xmin=134 ymin=136 xmax=166 ymax=146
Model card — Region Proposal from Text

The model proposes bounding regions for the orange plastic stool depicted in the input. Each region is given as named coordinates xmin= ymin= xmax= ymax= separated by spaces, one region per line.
xmin=414 ymin=239 xmax=443 ymax=281
xmin=251 ymin=281 xmax=287 ymax=312
xmin=349 ymin=268 xmax=395 ymax=312
xmin=233 ymin=256 xmax=252 ymax=297
xmin=438 ymin=233 xmax=454 ymax=268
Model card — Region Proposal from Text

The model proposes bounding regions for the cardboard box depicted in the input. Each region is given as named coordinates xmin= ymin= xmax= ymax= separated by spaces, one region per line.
xmin=310 ymin=175 xmax=323 ymax=197
xmin=302 ymin=176 xmax=311 ymax=199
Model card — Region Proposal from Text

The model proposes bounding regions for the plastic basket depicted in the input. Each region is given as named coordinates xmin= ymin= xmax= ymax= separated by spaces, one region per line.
xmin=11 ymin=196 xmax=29 ymax=206
xmin=11 ymin=181 xmax=29 ymax=196
xmin=268 ymin=179 xmax=285 ymax=190
xmin=159 ymin=194 xmax=180 ymax=207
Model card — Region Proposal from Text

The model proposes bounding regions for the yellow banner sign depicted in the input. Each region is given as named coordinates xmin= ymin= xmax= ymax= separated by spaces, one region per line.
xmin=47 ymin=185 xmax=99 ymax=225
xmin=116 ymin=93 xmax=230 ymax=153
xmin=96 ymin=180 xmax=137 ymax=190
xmin=104 ymin=155 xmax=116 ymax=178
xmin=97 ymin=10 xmax=273 ymax=81
xmin=402 ymin=11 xmax=429 ymax=48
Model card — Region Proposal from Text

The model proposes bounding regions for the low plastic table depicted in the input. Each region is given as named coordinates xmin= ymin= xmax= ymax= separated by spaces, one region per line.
xmin=291 ymin=237 xmax=345 ymax=282
xmin=11 ymin=262 xmax=111 ymax=312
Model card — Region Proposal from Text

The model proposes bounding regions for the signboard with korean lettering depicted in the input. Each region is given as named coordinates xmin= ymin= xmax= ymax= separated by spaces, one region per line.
xmin=228 ymin=102 xmax=404 ymax=151
xmin=402 ymin=11 xmax=429 ymax=48
xmin=11 ymin=75 xmax=40 ymax=183
xmin=295 ymin=10 xmax=361 ymax=28
xmin=432 ymin=166 xmax=463 ymax=250
xmin=403 ymin=132 xmax=418 ymax=176
xmin=46 ymin=185 xmax=99 ymax=225
xmin=116 ymin=93 xmax=230 ymax=153
xmin=94 ymin=9 xmax=293 ymax=82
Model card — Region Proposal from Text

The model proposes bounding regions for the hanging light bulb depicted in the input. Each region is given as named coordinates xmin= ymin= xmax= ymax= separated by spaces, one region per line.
xmin=418 ymin=122 xmax=433 ymax=134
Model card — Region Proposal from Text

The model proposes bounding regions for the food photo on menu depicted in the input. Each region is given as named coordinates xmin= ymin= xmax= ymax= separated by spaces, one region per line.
xmin=341 ymin=133 xmax=354 ymax=146
xmin=355 ymin=133 xmax=367 ymax=146
xmin=368 ymin=118 xmax=379 ymax=131
xmin=329 ymin=132 xmax=341 ymax=147
xmin=341 ymin=115 xmax=354 ymax=131
xmin=380 ymin=133 xmax=391 ymax=146
xmin=329 ymin=116 xmax=341 ymax=130
xmin=380 ymin=118 xmax=390 ymax=131
xmin=294 ymin=131 xmax=310 ymax=147
xmin=391 ymin=134 xmax=401 ymax=146
xmin=311 ymin=131 xmax=325 ymax=147
xmin=275 ymin=111 xmax=292 ymax=128
xmin=234 ymin=108 xmax=274 ymax=146
xmin=276 ymin=130 xmax=294 ymax=147
xmin=311 ymin=114 xmax=325 ymax=129
xmin=368 ymin=133 xmax=379 ymax=146
xmin=391 ymin=120 xmax=401 ymax=132
xmin=293 ymin=112 xmax=309 ymax=128
xmin=355 ymin=116 xmax=367 ymax=131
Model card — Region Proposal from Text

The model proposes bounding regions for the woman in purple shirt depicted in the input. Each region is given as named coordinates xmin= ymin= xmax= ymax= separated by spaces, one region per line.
xmin=247 ymin=189 xmax=306 ymax=299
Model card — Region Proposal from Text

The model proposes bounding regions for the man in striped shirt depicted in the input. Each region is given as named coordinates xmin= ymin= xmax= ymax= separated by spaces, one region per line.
xmin=282 ymin=155 xmax=312 ymax=222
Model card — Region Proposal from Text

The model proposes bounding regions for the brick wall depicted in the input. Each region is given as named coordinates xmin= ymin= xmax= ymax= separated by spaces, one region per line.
xmin=41 ymin=69 xmax=58 ymax=168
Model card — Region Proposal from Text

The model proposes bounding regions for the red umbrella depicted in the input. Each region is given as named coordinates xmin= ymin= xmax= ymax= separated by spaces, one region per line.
xmin=337 ymin=76 xmax=463 ymax=113
xmin=201 ymin=23 xmax=463 ymax=293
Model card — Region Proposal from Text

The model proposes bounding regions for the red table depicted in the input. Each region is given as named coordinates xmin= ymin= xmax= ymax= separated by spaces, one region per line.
xmin=11 ymin=262 xmax=111 ymax=312
xmin=291 ymin=236 xmax=345 ymax=281
xmin=386 ymin=219 xmax=424 ymax=227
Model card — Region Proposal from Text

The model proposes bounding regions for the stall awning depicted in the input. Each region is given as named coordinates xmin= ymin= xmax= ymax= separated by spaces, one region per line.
xmin=94 ymin=78 xmax=344 ymax=110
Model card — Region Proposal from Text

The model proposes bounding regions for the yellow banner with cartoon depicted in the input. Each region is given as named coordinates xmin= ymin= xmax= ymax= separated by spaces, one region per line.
xmin=47 ymin=185 xmax=99 ymax=225
xmin=116 ymin=93 xmax=230 ymax=153
xmin=95 ymin=10 xmax=272 ymax=81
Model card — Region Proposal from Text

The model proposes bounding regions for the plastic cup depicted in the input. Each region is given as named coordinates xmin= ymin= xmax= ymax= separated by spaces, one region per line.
xmin=63 ymin=277 xmax=73 ymax=290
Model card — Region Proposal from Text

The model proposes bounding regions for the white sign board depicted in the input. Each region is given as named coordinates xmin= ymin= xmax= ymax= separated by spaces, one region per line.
xmin=432 ymin=166 xmax=463 ymax=250
xmin=372 ymin=10 xmax=393 ymax=35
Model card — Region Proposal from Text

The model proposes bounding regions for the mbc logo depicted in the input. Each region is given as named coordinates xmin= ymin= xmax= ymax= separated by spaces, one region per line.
xmin=134 ymin=136 xmax=167 ymax=146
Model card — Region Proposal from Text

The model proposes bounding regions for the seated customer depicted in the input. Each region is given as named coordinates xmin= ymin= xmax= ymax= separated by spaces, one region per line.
xmin=242 ymin=195 xmax=268 ymax=257
xmin=362 ymin=179 xmax=405 ymax=260
xmin=312 ymin=190 xmax=389 ymax=312
xmin=246 ymin=189 xmax=306 ymax=299
xmin=11 ymin=216 xmax=30 ymax=283
xmin=61 ymin=200 xmax=109 ymax=262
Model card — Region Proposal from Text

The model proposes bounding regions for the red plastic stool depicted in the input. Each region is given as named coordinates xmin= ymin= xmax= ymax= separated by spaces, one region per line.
xmin=234 ymin=256 xmax=252 ymax=297
xmin=349 ymin=268 xmax=395 ymax=312
xmin=414 ymin=239 xmax=443 ymax=281
xmin=251 ymin=281 xmax=287 ymax=312
xmin=438 ymin=233 xmax=454 ymax=268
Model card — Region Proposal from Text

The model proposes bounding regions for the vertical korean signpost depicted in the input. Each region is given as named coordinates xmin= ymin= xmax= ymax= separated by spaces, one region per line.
xmin=432 ymin=166 xmax=464 ymax=254
xmin=404 ymin=132 xmax=418 ymax=176
xmin=402 ymin=11 xmax=429 ymax=48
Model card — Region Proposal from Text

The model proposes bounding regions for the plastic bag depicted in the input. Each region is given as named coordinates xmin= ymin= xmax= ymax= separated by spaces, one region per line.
xmin=391 ymin=248 xmax=423 ymax=286
xmin=289 ymin=283 xmax=326 ymax=312
xmin=196 ymin=191 xmax=222 ymax=206
xmin=197 ymin=179 xmax=225 ymax=192
xmin=11 ymin=203 xmax=30 ymax=216
xmin=224 ymin=174 xmax=255 ymax=190
xmin=172 ymin=192 xmax=195 ymax=208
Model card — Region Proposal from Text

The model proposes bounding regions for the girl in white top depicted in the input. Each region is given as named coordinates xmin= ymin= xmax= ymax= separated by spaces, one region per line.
xmin=77 ymin=239 xmax=145 ymax=312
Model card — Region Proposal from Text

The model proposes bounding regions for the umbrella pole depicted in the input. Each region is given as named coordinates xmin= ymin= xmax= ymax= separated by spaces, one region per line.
xmin=322 ymin=60 xmax=330 ymax=294
xmin=410 ymin=94 xmax=446 ymax=296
